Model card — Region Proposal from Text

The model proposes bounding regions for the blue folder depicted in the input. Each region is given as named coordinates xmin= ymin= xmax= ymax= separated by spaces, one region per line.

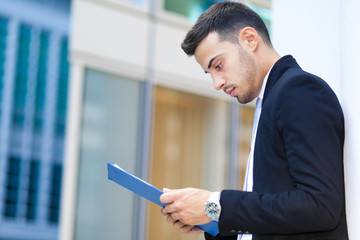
xmin=107 ymin=163 xmax=219 ymax=237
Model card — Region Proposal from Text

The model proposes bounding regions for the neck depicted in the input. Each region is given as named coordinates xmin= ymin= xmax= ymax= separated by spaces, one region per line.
xmin=258 ymin=46 xmax=281 ymax=80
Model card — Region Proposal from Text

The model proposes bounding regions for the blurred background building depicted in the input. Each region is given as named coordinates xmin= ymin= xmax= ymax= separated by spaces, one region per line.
xmin=60 ymin=0 xmax=270 ymax=240
xmin=1 ymin=0 xmax=359 ymax=240
xmin=0 ymin=0 xmax=70 ymax=239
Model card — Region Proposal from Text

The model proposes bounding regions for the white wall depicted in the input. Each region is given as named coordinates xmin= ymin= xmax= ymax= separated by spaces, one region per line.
xmin=341 ymin=1 xmax=360 ymax=239
xmin=272 ymin=0 xmax=360 ymax=238
xmin=272 ymin=0 xmax=342 ymax=96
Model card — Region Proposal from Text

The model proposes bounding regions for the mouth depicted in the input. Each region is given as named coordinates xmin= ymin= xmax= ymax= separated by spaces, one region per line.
xmin=225 ymin=87 xmax=235 ymax=97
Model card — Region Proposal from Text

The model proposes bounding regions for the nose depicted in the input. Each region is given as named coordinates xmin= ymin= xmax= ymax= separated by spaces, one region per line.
xmin=212 ymin=74 xmax=225 ymax=90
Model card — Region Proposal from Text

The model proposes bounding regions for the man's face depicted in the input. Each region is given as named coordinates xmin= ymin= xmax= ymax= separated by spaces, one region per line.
xmin=194 ymin=31 xmax=260 ymax=104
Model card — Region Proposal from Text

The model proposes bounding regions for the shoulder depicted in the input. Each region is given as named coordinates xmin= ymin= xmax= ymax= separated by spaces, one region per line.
xmin=268 ymin=68 xmax=339 ymax=107
xmin=278 ymin=68 xmax=329 ymax=92
xmin=263 ymin=67 xmax=343 ymax=128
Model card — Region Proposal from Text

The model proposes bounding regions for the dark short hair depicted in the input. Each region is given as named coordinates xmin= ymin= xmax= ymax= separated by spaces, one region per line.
xmin=181 ymin=2 xmax=272 ymax=56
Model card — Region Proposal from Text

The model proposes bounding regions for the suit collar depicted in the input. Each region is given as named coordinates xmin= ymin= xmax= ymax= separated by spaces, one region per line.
xmin=263 ymin=55 xmax=300 ymax=103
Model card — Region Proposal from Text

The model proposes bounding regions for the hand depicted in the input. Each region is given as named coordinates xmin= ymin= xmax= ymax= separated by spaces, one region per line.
xmin=160 ymin=187 xmax=212 ymax=226
xmin=160 ymin=211 xmax=204 ymax=234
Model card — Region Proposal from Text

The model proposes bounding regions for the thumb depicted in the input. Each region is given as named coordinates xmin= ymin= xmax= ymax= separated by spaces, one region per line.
xmin=163 ymin=188 xmax=172 ymax=193
xmin=160 ymin=188 xmax=176 ymax=204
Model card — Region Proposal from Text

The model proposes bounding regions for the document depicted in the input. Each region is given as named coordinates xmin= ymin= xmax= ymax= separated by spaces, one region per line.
xmin=107 ymin=163 xmax=219 ymax=237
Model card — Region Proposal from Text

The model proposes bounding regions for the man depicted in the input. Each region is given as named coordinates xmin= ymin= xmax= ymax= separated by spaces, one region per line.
xmin=160 ymin=2 xmax=348 ymax=240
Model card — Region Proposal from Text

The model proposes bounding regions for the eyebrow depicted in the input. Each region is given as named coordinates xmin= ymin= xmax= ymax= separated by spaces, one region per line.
xmin=208 ymin=55 xmax=218 ymax=69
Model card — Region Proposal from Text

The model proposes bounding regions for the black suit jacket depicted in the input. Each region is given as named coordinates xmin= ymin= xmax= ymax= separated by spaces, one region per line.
xmin=206 ymin=56 xmax=348 ymax=240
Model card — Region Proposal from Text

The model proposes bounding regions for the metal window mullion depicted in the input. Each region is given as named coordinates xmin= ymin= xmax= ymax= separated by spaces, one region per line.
xmin=133 ymin=1 xmax=157 ymax=240
xmin=59 ymin=61 xmax=85 ymax=240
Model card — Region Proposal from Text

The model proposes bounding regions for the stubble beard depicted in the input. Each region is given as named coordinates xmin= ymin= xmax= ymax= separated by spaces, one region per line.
xmin=236 ymin=48 xmax=258 ymax=104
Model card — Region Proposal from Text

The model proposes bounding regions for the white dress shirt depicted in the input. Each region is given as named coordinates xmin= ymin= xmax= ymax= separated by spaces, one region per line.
xmin=238 ymin=68 xmax=271 ymax=240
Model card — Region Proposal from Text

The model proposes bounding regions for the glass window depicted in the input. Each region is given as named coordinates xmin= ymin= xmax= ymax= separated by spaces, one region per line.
xmin=12 ymin=24 xmax=32 ymax=129
xmin=163 ymin=0 xmax=272 ymax=32
xmin=33 ymin=30 xmax=50 ymax=133
xmin=0 ymin=16 xmax=8 ymax=115
xmin=3 ymin=156 xmax=21 ymax=218
xmin=164 ymin=0 xmax=226 ymax=22
xmin=26 ymin=160 xmax=40 ymax=221
xmin=74 ymin=69 xmax=142 ymax=240
xmin=48 ymin=163 xmax=62 ymax=224
xmin=55 ymin=37 xmax=69 ymax=137
xmin=148 ymin=86 xmax=229 ymax=240
xmin=247 ymin=2 xmax=272 ymax=36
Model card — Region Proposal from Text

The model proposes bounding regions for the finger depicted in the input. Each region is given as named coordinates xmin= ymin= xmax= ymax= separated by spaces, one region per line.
xmin=186 ymin=226 xmax=204 ymax=234
xmin=166 ymin=214 xmax=177 ymax=224
xmin=173 ymin=220 xmax=187 ymax=230
xmin=161 ymin=207 xmax=168 ymax=215
xmin=160 ymin=188 xmax=181 ymax=204
xmin=160 ymin=190 xmax=177 ymax=204
xmin=179 ymin=224 xmax=195 ymax=234
xmin=170 ymin=212 xmax=181 ymax=221
xmin=164 ymin=203 xmax=176 ymax=213
xmin=163 ymin=188 xmax=172 ymax=193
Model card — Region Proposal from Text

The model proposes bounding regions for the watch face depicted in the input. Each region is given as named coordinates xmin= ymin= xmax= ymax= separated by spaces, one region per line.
xmin=206 ymin=202 xmax=219 ymax=216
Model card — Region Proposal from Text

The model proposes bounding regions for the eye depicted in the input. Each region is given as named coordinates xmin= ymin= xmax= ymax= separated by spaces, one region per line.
xmin=215 ymin=62 xmax=222 ymax=71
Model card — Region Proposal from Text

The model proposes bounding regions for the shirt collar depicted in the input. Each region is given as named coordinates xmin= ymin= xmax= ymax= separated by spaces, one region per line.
xmin=258 ymin=66 xmax=272 ymax=100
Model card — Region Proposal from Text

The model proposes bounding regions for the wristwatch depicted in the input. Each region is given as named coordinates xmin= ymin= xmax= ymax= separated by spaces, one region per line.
xmin=204 ymin=192 xmax=221 ymax=221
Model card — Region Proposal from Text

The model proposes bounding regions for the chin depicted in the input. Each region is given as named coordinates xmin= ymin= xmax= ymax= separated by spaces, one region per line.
xmin=237 ymin=92 xmax=257 ymax=104
xmin=236 ymin=97 xmax=250 ymax=104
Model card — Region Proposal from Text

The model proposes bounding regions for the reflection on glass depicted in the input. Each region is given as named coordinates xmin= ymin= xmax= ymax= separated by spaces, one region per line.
xmin=75 ymin=69 xmax=142 ymax=240
xmin=33 ymin=31 xmax=49 ymax=133
xmin=12 ymin=24 xmax=31 ymax=129
xmin=163 ymin=0 xmax=272 ymax=30
xmin=3 ymin=156 xmax=21 ymax=218
xmin=149 ymin=86 xmax=229 ymax=240
xmin=0 ymin=16 xmax=8 ymax=114
xmin=164 ymin=0 xmax=226 ymax=22
xmin=247 ymin=2 xmax=272 ymax=35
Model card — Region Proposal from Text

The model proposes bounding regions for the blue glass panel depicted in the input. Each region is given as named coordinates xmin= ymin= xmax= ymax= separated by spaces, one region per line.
xmin=247 ymin=3 xmax=272 ymax=35
xmin=74 ymin=69 xmax=141 ymax=240
xmin=47 ymin=163 xmax=62 ymax=223
xmin=33 ymin=31 xmax=50 ymax=133
xmin=7 ymin=175 xmax=20 ymax=188
xmin=26 ymin=160 xmax=40 ymax=221
xmin=27 ymin=191 xmax=38 ymax=204
xmin=3 ymin=157 xmax=21 ymax=218
xmin=0 ymin=16 xmax=8 ymax=111
xmin=55 ymin=37 xmax=69 ymax=137
xmin=8 ymin=158 xmax=21 ymax=173
xmin=12 ymin=24 xmax=32 ymax=129
xmin=26 ymin=205 xmax=36 ymax=220
xmin=5 ymin=188 xmax=18 ymax=201
xmin=164 ymin=0 xmax=226 ymax=22
xmin=4 ymin=202 xmax=17 ymax=218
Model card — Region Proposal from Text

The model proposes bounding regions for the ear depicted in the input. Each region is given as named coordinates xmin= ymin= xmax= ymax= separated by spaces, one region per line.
xmin=238 ymin=27 xmax=259 ymax=51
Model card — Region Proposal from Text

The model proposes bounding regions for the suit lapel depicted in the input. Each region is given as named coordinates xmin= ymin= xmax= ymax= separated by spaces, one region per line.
xmin=263 ymin=55 xmax=300 ymax=104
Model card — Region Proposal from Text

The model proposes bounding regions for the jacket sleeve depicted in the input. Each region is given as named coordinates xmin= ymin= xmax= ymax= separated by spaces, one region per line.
xmin=218 ymin=75 xmax=345 ymax=235
xmin=204 ymin=232 xmax=237 ymax=240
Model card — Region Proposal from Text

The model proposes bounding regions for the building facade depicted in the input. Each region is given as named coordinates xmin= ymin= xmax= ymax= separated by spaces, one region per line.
xmin=0 ymin=0 xmax=70 ymax=239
